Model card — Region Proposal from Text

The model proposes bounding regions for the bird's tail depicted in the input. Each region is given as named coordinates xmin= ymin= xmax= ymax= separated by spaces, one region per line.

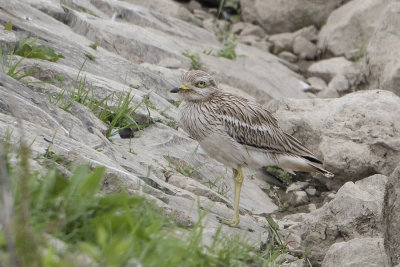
xmin=305 ymin=161 xmax=334 ymax=178
xmin=277 ymin=155 xmax=334 ymax=178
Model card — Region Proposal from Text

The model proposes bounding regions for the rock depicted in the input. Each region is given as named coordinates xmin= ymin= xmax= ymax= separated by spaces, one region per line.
xmin=158 ymin=57 xmax=182 ymax=69
xmin=237 ymin=35 xmax=260 ymax=46
xmin=318 ymin=0 xmax=387 ymax=59
xmin=253 ymin=40 xmax=273 ymax=53
xmin=277 ymin=58 xmax=300 ymax=73
xmin=292 ymin=35 xmax=317 ymax=60
xmin=241 ymin=0 xmax=347 ymax=34
xmin=305 ymin=76 xmax=327 ymax=93
xmin=196 ymin=0 xmax=239 ymax=6
xmin=268 ymin=32 xmax=294 ymax=54
xmin=267 ymin=90 xmax=400 ymax=189
xmin=187 ymin=0 xmax=202 ymax=12
xmin=280 ymin=174 xmax=388 ymax=265
xmin=193 ymin=9 xmax=213 ymax=20
xmin=364 ymin=2 xmax=400 ymax=96
xmin=278 ymin=51 xmax=298 ymax=63
xmin=232 ymin=22 xmax=266 ymax=38
xmin=286 ymin=191 xmax=309 ymax=207
xmin=305 ymin=187 xmax=317 ymax=197
xmin=200 ymin=43 xmax=311 ymax=105
xmin=328 ymin=74 xmax=350 ymax=96
xmin=322 ymin=238 xmax=389 ymax=267
xmin=307 ymin=57 xmax=362 ymax=85
xmin=286 ymin=181 xmax=309 ymax=193
xmin=317 ymin=81 xmax=340 ymax=99
xmin=119 ymin=0 xmax=195 ymax=21
xmin=0 ymin=29 xmax=17 ymax=52
xmin=280 ymin=258 xmax=305 ymax=267
xmin=294 ymin=25 xmax=318 ymax=43
xmin=383 ymin=164 xmax=400 ymax=266
xmin=231 ymin=22 xmax=246 ymax=35
xmin=239 ymin=24 xmax=266 ymax=38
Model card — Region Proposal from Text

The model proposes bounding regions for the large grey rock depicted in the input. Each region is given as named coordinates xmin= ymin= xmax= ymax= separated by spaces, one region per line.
xmin=364 ymin=2 xmax=400 ymax=96
xmin=241 ymin=0 xmax=347 ymax=34
xmin=121 ymin=0 xmax=195 ymax=21
xmin=384 ymin=164 xmax=400 ymax=266
xmin=280 ymin=174 xmax=388 ymax=265
xmin=200 ymin=43 xmax=311 ymax=104
xmin=307 ymin=57 xmax=362 ymax=85
xmin=269 ymin=26 xmax=318 ymax=55
xmin=322 ymin=238 xmax=389 ymax=267
xmin=269 ymin=32 xmax=295 ymax=54
xmin=292 ymin=35 xmax=317 ymax=60
xmin=0 ymin=29 xmax=17 ymax=52
xmin=318 ymin=0 xmax=387 ymax=59
xmin=268 ymin=90 xmax=400 ymax=189
xmin=306 ymin=76 xmax=327 ymax=94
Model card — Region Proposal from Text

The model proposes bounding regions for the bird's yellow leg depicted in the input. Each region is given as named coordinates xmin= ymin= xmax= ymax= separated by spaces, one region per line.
xmin=220 ymin=166 xmax=244 ymax=227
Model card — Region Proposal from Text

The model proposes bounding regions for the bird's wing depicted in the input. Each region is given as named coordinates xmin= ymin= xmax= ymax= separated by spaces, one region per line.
xmin=213 ymin=94 xmax=322 ymax=164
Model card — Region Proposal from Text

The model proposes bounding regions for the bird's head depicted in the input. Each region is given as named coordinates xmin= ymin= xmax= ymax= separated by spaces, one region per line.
xmin=170 ymin=70 xmax=218 ymax=102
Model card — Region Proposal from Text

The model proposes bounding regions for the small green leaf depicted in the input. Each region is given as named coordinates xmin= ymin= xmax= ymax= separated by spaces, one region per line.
xmin=267 ymin=215 xmax=280 ymax=231
xmin=4 ymin=21 xmax=12 ymax=31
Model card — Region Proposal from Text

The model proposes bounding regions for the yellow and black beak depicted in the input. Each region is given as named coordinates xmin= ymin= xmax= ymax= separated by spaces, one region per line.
xmin=170 ymin=84 xmax=191 ymax=93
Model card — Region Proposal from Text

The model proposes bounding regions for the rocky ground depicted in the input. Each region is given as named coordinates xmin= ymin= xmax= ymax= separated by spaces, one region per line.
xmin=0 ymin=0 xmax=399 ymax=266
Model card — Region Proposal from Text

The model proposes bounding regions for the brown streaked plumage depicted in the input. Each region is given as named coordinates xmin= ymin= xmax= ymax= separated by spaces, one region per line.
xmin=170 ymin=70 xmax=333 ymax=227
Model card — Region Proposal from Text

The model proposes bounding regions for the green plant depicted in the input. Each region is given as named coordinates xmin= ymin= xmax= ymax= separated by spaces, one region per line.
xmin=0 ymin=36 xmax=64 ymax=83
xmin=55 ymin=74 xmax=64 ymax=83
xmin=300 ymin=11 xmax=312 ymax=28
xmin=266 ymin=166 xmax=292 ymax=185
xmin=217 ymin=0 xmax=241 ymax=22
xmin=129 ymin=84 xmax=140 ymax=89
xmin=4 ymin=21 xmax=12 ymax=31
xmin=315 ymin=17 xmax=326 ymax=30
xmin=182 ymin=50 xmax=202 ymax=70
xmin=89 ymin=42 xmax=99 ymax=50
xmin=48 ymin=88 xmax=72 ymax=112
xmin=48 ymin=59 xmax=150 ymax=138
xmin=263 ymin=216 xmax=291 ymax=265
xmin=0 ymin=137 xmax=295 ymax=266
xmin=84 ymin=51 xmax=95 ymax=61
xmin=218 ymin=37 xmax=237 ymax=60
xmin=15 ymin=36 xmax=64 ymax=62
xmin=216 ymin=24 xmax=238 ymax=60
xmin=0 ymin=46 xmax=36 ymax=82
xmin=169 ymin=99 xmax=182 ymax=108
xmin=101 ymin=91 xmax=149 ymax=138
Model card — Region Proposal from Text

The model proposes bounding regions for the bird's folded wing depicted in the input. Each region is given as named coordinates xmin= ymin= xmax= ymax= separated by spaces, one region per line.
xmin=215 ymin=100 xmax=322 ymax=164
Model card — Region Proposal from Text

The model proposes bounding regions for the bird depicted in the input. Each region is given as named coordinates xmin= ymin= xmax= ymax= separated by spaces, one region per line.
xmin=170 ymin=70 xmax=333 ymax=227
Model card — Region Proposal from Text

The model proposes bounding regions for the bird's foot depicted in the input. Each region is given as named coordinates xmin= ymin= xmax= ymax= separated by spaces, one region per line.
xmin=218 ymin=216 xmax=240 ymax=227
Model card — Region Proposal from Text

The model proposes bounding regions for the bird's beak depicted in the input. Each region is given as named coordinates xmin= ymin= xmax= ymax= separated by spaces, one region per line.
xmin=170 ymin=84 xmax=191 ymax=93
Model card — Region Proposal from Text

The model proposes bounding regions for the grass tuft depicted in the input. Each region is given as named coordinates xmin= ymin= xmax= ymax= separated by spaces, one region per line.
xmin=89 ymin=42 xmax=99 ymax=50
xmin=182 ymin=50 xmax=202 ymax=70
xmin=0 ymin=138 xmax=296 ymax=266
xmin=15 ymin=36 xmax=64 ymax=62
xmin=4 ymin=21 xmax=12 ymax=31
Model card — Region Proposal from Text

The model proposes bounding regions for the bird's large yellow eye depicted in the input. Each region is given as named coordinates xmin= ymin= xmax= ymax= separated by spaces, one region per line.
xmin=196 ymin=81 xmax=206 ymax=88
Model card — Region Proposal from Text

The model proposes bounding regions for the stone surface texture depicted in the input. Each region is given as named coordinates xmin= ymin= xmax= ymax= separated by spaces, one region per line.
xmin=322 ymin=238 xmax=389 ymax=267
xmin=364 ymin=1 xmax=400 ymax=96
xmin=241 ymin=0 xmax=348 ymax=34
xmin=318 ymin=0 xmax=387 ymax=59
xmin=280 ymin=174 xmax=388 ymax=265
xmin=384 ymin=164 xmax=400 ymax=266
